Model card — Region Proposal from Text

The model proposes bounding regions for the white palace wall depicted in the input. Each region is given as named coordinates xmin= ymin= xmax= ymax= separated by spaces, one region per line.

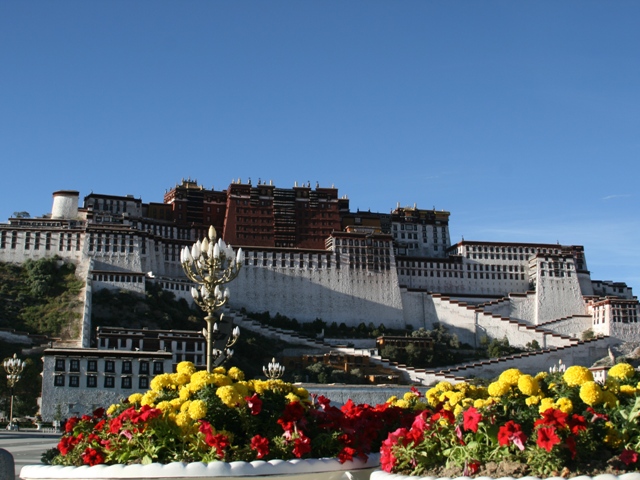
xmin=535 ymin=274 xmax=587 ymax=324
xmin=229 ymin=253 xmax=406 ymax=328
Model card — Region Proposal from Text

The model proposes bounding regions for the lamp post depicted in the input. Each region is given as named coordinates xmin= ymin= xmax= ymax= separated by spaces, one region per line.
xmin=3 ymin=353 xmax=26 ymax=430
xmin=263 ymin=357 xmax=285 ymax=380
xmin=181 ymin=226 xmax=244 ymax=372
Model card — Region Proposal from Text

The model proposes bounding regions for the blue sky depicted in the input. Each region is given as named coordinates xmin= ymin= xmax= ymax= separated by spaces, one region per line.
xmin=1 ymin=1 xmax=639 ymax=290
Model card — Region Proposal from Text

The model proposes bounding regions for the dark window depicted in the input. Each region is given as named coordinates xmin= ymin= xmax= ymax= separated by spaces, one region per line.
xmin=55 ymin=359 xmax=65 ymax=372
xmin=139 ymin=361 xmax=150 ymax=375
xmin=87 ymin=375 xmax=97 ymax=388
xmin=121 ymin=377 xmax=132 ymax=389
xmin=105 ymin=361 xmax=115 ymax=373
xmin=54 ymin=375 xmax=65 ymax=387
xmin=104 ymin=376 xmax=115 ymax=388
xmin=69 ymin=359 xmax=80 ymax=372
xmin=153 ymin=362 xmax=164 ymax=374
xmin=122 ymin=361 xmax=132 ymax=374
xmin=87 ymin=360 xmax=98 ymax=372
xmin=69 ymin=376 xmax=80 ymax=387
xmin=139 ymin=377 xmax=149 ymax=389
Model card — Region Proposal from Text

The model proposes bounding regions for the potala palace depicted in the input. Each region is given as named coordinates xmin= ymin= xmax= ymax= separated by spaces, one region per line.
xmin=1 ymin=179 xmax=638 ymax=418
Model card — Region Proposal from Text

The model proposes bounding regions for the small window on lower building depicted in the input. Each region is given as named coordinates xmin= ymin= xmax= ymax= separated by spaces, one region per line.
xmin=69 ymin=376 xmax=80 ymax=387
xmin=54 ymin=375 xmax=65 ymax=387
xmin=105 ymin=361 xmax=115 ymax=373
xmin=69 ymin=359 xmax=80 ymax=372
xmin=122 ymin=361 xmax=132 ymax=374
xmin=87 ymin=360 xmax=98 ymax=372
xmin=153 ymin=362 xmax=164 ymax=374
xmin=139 ymin=377 xmax=149 ymax=389
xmin=87 ymin=375 xmax=97 ymax=388
xmin=121 ymin=377 xmax=132 ymax=389
xmin=55 ymin=359 xmax=66 ymax=372
xmin=139 ymin=361 xmax=149 ymax=375
xmin=104 ymin=376 xmax=115 ymax=388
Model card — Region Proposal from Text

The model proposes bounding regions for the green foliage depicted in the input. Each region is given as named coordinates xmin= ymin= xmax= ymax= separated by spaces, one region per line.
xmin=91 ymin=282 xmax=202 ymax=331
xmin=487 ymin=336 xmax=521 ymax=358
xmin=0 ymin=258 xmax=83 ymax=337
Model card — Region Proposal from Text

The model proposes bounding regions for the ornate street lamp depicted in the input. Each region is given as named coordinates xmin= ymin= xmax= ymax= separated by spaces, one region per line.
xmin=181 ymin=226 xmax=244 ymax=372
xmin=3 ymin=353 xmax=26 ymax=430
xmin=263 ymin=357 xmax=285 ymax=380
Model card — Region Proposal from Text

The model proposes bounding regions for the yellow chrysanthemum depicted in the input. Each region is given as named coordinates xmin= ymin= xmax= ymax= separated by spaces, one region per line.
xmin=487 ymin=380 xmax=510 ymax=397
xmin=216 ymin=385 xmax=245 ymax=408
xmin=387 ymin=395 xmax=398 ymax=404
xmin=444 ymin=391 xmax=465 ymax=406
xmin=556 ymin=397 xmax=573 ymax=414
xmin=435 ymin=381 xmax=454 ymax=392
xmin=295 ymin=387 xmax=309 ymax=399
xmin=602 ymin=391 xmax=618 ymax=409
xmin=563 ymin=365 xmax=594 ymax=387
xmin=539 ymin=397 xmax=556 ymax=413
xmin=286 ymin=392 xmax=301 ymax=403
xmin=212 ymin=366 xmax=227 ymax=375
xmin=579 ymin=381 xmax=603 ymax=406
xmin=107 ymin=404 xmax=119 ymax=416
xmin=212 ymin=373 xmax=233 ymax=387
xmin=174 ymin=412 xmax=191 ymax=428
xmin=517 ymin=374 xmax=540 ymax=396
xmin=394 ymin=399 xmax=410 ymax=409
xmin=608 ymin=363 xmax=636 ymax=380
xmin=188 ymin=399 xmax=207 ymax=420
xmin=173 ymin=372 xmax=191 ymax=386
xmin=453 ymin=404 xmax=464 ymax=417
xmin=141 ymin=391 xmax=158 ymax=406
xmin=525 ymin=395 xmax=541 ymax=406
xmin=234 ymin=382 xmax=249 ymax=399
xmin=227 ymin=366 xmax=245 ymax=381
xmin=180 ymin=400 xmax=191 ymax=413
xmin=604 ymin=422 xmax=622 ymax=448
xmin=156 ymin=401 xmax=174 ymax=412
xmin=499 ymin=368 xmax=523 ymax=386
xmin=128 ymin=393 xmax=143 ymax=405
xmin=620 ymin=385 xmax=636 ymax=396
xmin=150 ymin=373 xmax=176 ymax=392
xmin=176 ymin=361 xmax=196 ymax=376
xmin=179 ymin=387 xmax=192 ymax=401
xmin=535 ymin=372 xmax=548 ymax=381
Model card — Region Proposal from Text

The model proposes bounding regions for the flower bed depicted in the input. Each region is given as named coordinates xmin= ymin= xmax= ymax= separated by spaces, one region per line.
xmin=380 ymin=363 xmax=640 ymax=477
xmin=44 ymin=362 xmax=415 ymax=467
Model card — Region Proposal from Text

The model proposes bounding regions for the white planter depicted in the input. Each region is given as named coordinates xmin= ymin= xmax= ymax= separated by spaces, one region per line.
xmin=21 ymin=455 xmax=379 ymax=480
xmin=371 ymin=469 xmax=640 ymax=480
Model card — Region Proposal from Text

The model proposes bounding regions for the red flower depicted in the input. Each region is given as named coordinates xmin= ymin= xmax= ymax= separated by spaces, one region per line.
xmin=278 ymin=401 xmax=306 ymax=433
xmin=497 ymin=420 xmax=527 ymax=451
xmin=621 ymin=449 xmax=639 ymax=466
xmin=338 ymin=446 xmax=357 ymax=463
xmin=568 ymin=414 xmax=587 ymax=435
xmin=536 ymin=426 xmax=561 ymax=452
xmin=246 ymin=394 xmax=263 ymax=415
xmin=81 ymin=447 xmax=105 ymax=466
xmin=535 ymin=409 xmax=568 ymax=429
xmin=431 ymin=409 xmax=454 ymax=425
xmin=566 ymin=435 xmax=577 ymax=459
xmin=92 ymin=407 xmax=105 ymax=418
xmin=462 ymin=407 xmax=482 ymax=433
xmin=586 ymin=407 xmax=609 ymax=422
xmin=463 ymin=460 xmax=481 ymax=476
xmin=292 ymin=433 xmax=311 ymax=458
xmin=57 ymin=436 xmax=75 ymax=456
xmin=207 ymin=434 xmax=230 ymax=459
xmin=65 ymin=417 xmax=79 ymax=433
xmin=250 ymin=435 xmax=269 ymax=459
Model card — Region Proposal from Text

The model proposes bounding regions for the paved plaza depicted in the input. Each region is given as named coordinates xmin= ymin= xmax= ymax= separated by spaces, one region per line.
xmin=0 ymin=430 xmax=60 ymax=479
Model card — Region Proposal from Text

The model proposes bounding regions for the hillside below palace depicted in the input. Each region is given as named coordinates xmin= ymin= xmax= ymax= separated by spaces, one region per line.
xmin=3 ymin=178 xmax=639 ymax=419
